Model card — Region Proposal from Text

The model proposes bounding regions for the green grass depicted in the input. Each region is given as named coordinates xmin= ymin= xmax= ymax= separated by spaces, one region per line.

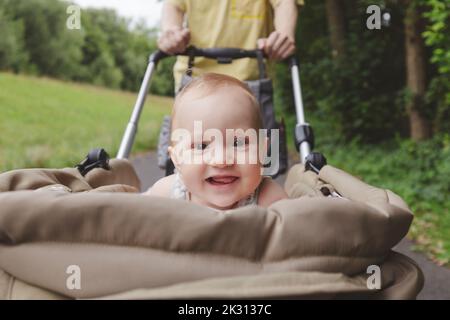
xmin=0 ymin=72 xmax=173 ymax=171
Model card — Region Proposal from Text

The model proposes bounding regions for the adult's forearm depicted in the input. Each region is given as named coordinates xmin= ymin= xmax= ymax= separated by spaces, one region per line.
xmin=161 ymin=2 xmax=184 ymax=31
xmin=274 ymin=0 xmax=298 ymax=38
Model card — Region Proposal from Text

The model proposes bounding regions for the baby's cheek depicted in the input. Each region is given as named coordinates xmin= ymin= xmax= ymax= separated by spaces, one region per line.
xmin=181 ymin=164 xmax=207 ymax=187
xmin=234 ymin=144 xmax=260 ymax=165
xmin=240 ymin=165 xmax=263 ymax=189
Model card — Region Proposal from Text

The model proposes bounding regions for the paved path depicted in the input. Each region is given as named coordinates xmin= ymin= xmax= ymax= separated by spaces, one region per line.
xmin=131 ymin=152 xmax=450 ymax=300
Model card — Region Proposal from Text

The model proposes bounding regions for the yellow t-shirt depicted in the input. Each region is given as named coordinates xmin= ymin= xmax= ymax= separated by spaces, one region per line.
xmin=166 ymin=0 xmax=304 ymax=89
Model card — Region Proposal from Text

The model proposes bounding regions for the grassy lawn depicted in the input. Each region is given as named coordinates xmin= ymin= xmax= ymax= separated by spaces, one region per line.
xmin=0 ymin=72 xmax=173 ymax=171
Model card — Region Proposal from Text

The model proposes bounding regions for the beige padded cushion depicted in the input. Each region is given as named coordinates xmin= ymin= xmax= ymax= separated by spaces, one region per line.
xmin=97 ymin=251 xmax=424 ymax=300
xmin=0 ymin=160 xmax=422 ymax=299
xmin=0 ymin=159 xmax=141 ymax=193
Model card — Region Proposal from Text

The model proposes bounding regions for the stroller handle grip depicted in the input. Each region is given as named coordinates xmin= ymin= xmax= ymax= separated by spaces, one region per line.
xmin=150 ymin=46 xmax=298 ymax=65
xmin=150 ymin=47 xmax=261 ymax=63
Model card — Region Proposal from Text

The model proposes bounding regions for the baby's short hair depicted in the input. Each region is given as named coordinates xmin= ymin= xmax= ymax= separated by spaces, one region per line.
xmin=172 ymin=73 xmax=263 ymax=130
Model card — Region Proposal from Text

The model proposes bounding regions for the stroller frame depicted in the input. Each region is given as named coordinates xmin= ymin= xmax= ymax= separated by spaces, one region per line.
xmin=117 ymin=47 xmax=315 ymax=167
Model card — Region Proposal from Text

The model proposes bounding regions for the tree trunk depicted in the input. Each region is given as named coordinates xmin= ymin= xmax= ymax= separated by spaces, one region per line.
xmin=325 ymin=0 xmax=346 ymax=58
xmin=404 ymin=1 xmax=431 ymax=140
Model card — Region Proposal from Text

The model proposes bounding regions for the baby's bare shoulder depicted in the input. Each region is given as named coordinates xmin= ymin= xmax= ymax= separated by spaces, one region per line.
xmin=257 ymin=178 xmax=288 ymax=207
xmin=143 ymin=174 xmax=176 ymax=197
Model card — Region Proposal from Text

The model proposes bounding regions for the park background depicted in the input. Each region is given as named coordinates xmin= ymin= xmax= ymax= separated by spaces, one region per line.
xmin=0 ymin=0 xmax=449 ymax=266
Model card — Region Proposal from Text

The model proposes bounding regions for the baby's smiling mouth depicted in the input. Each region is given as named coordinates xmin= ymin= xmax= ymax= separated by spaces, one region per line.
xmin=206 ymin=175 xmax=239 ymax=186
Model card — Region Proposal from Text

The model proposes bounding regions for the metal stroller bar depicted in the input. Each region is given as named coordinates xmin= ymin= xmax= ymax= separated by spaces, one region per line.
xmin=290 ymin=58 xmax=313 ymax=164
xmin=117 ymin=57 xmax=157 ymax=159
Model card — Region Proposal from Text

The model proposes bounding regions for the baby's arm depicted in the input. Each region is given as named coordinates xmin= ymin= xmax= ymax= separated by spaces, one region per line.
xmin=143 ymin=174 xmax=176 ymax=197
xmin=257 ymin=178 xmax=288 ymax=207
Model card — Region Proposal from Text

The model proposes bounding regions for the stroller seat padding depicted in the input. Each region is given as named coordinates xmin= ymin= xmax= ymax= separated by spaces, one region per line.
xmin=91 ymin=251 xmax=425 ymax=300
xmin=0 ymin=159 xmax=141 ymax=193
xmin=0 ymin=160 xmax=422 ymax=299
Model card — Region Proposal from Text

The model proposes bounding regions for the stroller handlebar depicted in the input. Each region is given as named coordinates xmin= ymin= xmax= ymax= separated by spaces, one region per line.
xmin=150 ymin=46 xmax=297 ymax=65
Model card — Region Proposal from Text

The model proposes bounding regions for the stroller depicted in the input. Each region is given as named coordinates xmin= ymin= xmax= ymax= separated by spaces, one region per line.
xmin=0 ymin=48 xmax=423 ymax=300
xmin=116 ymin=47 xmax=321 ymax=178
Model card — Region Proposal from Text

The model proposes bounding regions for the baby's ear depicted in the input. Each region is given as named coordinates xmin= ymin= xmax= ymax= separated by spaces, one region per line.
xmin=168 ymin=145 xmax=182 ymax=171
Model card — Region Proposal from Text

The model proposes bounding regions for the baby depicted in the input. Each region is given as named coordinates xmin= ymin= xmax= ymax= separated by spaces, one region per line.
xmin=144 ymin=73 xmax=287 ymax=210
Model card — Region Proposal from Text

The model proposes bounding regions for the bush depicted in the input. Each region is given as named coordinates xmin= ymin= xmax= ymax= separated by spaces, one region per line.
xmin=421 ymin=0 xmax=450 ymax=134
xmin=0 ymin=7 xmax=28 ymax=72
xmin=3 ymin=0 xmax=84 ymax=79
xmin=0 ymin=0 xmax=175 ymax=95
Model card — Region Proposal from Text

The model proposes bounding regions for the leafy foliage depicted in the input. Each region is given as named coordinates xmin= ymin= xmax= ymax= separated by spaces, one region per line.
xmin=0 ymin=7 xmax=28 ymax=72
xmin=1 ymin=0 xmax=447 ymax=130
xmin=0 ymin=0 xmax=174 ymax=94
xmin=421 ymin=0 xmax=450 ymax=133
xmin=274 ymin=0 xmax=448 ymax=142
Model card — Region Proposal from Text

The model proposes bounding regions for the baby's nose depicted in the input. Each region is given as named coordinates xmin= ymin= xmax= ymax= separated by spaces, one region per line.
xmin=205 ymin=146 xmax=235 ymax=167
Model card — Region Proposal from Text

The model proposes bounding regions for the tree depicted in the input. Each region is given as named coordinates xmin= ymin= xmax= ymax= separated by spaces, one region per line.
xmin=0 ymin=7 xmax=28 ymax=72
xmin=325 ymin=0 xmax=346 ymax=59
xmin=404 ymin=0 xmax=431 ymax=140
xmin=4 ymin=0 xmax=83 ymax=79
xmin=421 ymin=0 xmax=450 ymax=134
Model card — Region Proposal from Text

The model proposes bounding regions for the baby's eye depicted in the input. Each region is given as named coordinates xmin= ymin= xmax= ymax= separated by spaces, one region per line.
xmin=191 ymin=142 xmax=208 ymax=150
xmin=234 ymin=137 xmax=249 ymax=148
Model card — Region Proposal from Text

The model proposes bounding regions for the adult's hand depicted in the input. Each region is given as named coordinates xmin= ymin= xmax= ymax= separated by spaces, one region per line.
xmin=257 ymin=31 xmax=296 ymax=60
xmin=258 ymin=31 xmax=295 ymax=60
xmin=157 ymin=26 xmax=190 ymax=55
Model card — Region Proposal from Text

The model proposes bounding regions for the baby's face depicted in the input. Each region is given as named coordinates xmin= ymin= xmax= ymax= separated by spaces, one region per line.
xmin=169 ymin=86 xmax=265 ymax=210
